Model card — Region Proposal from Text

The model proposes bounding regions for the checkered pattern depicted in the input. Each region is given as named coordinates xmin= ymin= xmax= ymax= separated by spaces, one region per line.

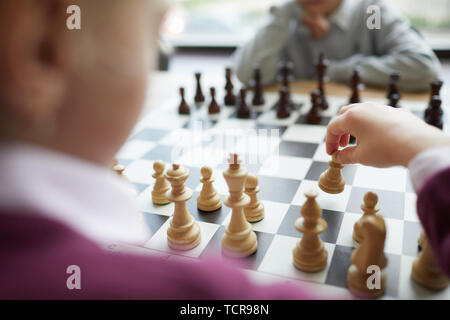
xmin=117 ymin=91 xmax=450 ymax=300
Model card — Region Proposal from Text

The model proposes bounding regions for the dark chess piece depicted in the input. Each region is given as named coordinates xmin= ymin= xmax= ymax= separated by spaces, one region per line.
xmin=276 ymin=61 xmax=295 ymax=110
xmin=307 ymin=90 xmax=323 ymax=124
xmin=178 ymin=87 xmax=191 ymax=115
xmin=276 ymin=86 xmax=291 ymax=119
xmin=386 ymin=73 xmax=401 ymax=105
xmin=388 ymin=93 xmax=401 ymax=108
xmin=208 ymin=87 xmax=221 ymax=114
xmin=425 ymin=95 xmax=443 ymax=130
xmin=316 ymin=52 xmax=329 ymax=110
xmin=349 ymin=69 xmax=362 ymax=104
xmin=237 ymin=87 xmax=251 ymax=119
xmin=194 ymin=72 xmax=205 ymax=105
xmin=251 ymin=65 xmax=265 ymax=106
xmin=425 ymin=80 xmax=443 ymax=119
xmin=224 ymin=67 xmax=236 ymax=106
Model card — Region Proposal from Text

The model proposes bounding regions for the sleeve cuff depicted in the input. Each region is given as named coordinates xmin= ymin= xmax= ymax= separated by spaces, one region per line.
xmin=408 ymin=146 xmax=450 ymax=192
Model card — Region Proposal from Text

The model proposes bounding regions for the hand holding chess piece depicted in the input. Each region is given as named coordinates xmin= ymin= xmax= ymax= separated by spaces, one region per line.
xmin=165 ymin=164 xmax=201 ymax=250
xmin=197 ymin=166 xmax=222 ymax=212
xmin=293 ymin=190 xmax=328 ymax=272
xmin=347 ymin=215 xmax=387 ymax=298
xmin=353 ymin=192 xmax=379 ymax=242
xmin=319 ymin=152 xmax=345 ymax=194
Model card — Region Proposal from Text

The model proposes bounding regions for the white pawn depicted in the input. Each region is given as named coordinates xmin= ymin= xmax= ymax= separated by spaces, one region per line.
xmin=197 ymin=166 xmax=222 ymax=212
xmin=152 ymin=160 xmax=170 ymax=205
xmin=244 ymin=173 xmax=264 ymax=222
xmin=318 ymin=152 xmax=345 ymax=194
xmin=353 ymin=192 xmax=379 ymax=242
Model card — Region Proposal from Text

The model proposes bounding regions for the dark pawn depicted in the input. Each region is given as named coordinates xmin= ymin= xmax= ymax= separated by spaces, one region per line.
xmin=425 ymin=95 xmax=443 ymax=130
xmin=194 ymin=72 xmax=205 ymax=104
xmin=386 ymin=73 xmax=401 ymax=104
xmin=276 ymin=86 xmax=291 ymax=119
xmin=178 ymin=87 xmax=191 ymax=115
xmin=236 ymin=88 xmax=251 ymax=119
xmin=425 ymin=80 xmax=443 ymax=118
xmin=307 ymin=90 xmax=323 ymax=124
xmin=276 ymin=61 xmax=295 ymax=109
xmin=224 ymin=68 xmax=236 ymax=106
xmin=349 ymin=69 xmax=362 ymax=104
xmin=252 ymin=65 xmax=265 ymax=106
xmin=388 ymin=93 xmax=401 ymax=108
xmin=208 ymin=87 xmax=220 ymax=114
xmin=316 ymin=52 xmax=329 ymax=110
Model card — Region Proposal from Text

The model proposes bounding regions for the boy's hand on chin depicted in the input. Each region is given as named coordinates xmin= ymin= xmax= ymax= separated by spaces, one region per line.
xmin=301 ymin=13 xmax=329 ymax=40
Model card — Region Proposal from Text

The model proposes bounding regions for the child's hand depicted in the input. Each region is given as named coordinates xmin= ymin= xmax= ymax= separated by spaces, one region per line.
xmin=326 ymin=103 xmax=450 ymax=167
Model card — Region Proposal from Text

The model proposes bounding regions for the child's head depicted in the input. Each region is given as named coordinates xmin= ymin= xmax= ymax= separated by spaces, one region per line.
xmin=298 ymin=0 xmax=342 ymax=16
xmin=0 ymin=0 xmax=168 ymax=166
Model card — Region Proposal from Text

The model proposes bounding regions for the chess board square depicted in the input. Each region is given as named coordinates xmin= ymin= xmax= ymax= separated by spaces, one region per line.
xmin=229 ymin=110 xmax=261 ymax=120
xmin=200 ymin=227 xmax=274 ymax=270
xmin=346 ymin=186 xmax=405 ymax=220
xmin=117 ymin=140 xmax=156 ymax=161
xmin=183 ymin=118 xmax=218 ymax=130
xmin=312 ymin=142 xmax=331 ymax=162
xmin=256 ymin=176 xmax=301 ymax=203
xmin=132 ymin=182 xmax=150 ymax=195
xmin=258 ymin=234 xmax=336 ymax=284
xmin=257 ymin=110 xmax=301 ymax=127
xmin=178 ymin=146 xmax=227 ymax=168
xmin=326 ymin=246 xmax=401 ymax=298
xmin=142 ymin=145 xmax=176 ymax=163
xmin=186 ymin=191 xmax=230 ymax=225
xmin=402 ymin=220 xmax=422 ymax=257
xmin=292 ymin=179 xmax=351 ymax=213
xmin=159 ymin=128 xmax=203 ymax=147
xmin=255 ymin=123 xmax=288 ymax=136
xmin=304 ymin=161 xmax=358 ymax=185
xmin=336 ymin=212 xmax=404 ymax=255
xmin=258 ymin=155 xmax=312 ymax=181
xmin=399 ymin=256 xmax=450 ymax=299
xmin=353 ymin=165 xmax=408 ymax=193
xmin=404 ymin=192 xmax=419 ymax=222
xmin=142 ymin=212 xmax=170 ymax=235
xmin=138 ymin=111 xmax=189 ymax=130
xmin=278 ymin=141 xmax=319 ymax=158
xmin=213 ymin=118 xmax=256 ymax=131
xmin=277 ymin=205 xmax=344 ymax=243
xmin=118 ymin=159 xmax=133 ymax=167
xmin=144 ymin=219 xmax=219 ymax=258
xmin=137 ymin=186 xmax=174 ymax=216
xmin=124 ymin=159 xmax=155 ymax=184
xmin=282 ymin=124 xmax=327 ymax=144
xmin=295 ymin=115 xmax=332 ymax=126
xmin=406 ymin=175 xmax=415 ymax=193
xmin=131 ymin=128 xmax=171 ymax=142
xmin=221 ymin=200 xmax=290 ymax=234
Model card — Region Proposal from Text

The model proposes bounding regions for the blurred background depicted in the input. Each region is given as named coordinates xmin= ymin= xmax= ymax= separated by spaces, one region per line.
xmin=161 ymin=0 xmax=450 ymax=50
xmin=156 ymin=0 xmax=450 ymax=90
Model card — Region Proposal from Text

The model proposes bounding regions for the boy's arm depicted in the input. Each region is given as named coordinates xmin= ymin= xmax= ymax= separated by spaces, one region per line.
xmin=409 ymin=147 xmax=450 ymax=276
xmin=233 ymin=1 xmax=301 ymax=85
xmin=328 ymin=0 xmax=441 ymax=92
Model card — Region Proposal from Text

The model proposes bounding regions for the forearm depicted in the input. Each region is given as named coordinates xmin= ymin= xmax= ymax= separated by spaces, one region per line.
xmin=409 ymin=147 xmax=450 ymax=276
xmin=233 ymin=1 xmax=300 ymax=85
xmin=328 ymin=52 xmax=441 ymax=92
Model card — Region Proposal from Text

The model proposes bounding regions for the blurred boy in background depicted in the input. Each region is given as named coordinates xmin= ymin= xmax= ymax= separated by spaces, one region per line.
xmin=234 ymin=0 xmax=441 ymax=91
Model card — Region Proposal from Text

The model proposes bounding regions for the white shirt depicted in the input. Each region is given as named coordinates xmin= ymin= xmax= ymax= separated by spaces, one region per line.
xmin=0 ymin=143 xmax=150 ymax=246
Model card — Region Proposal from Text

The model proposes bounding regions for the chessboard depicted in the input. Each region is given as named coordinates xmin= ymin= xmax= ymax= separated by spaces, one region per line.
xmin=114 ymin=81 xmax=449 ymax=300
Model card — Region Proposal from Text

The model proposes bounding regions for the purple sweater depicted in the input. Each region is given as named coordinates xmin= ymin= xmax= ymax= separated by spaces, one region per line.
xmin=416 ymin=166 xmax=450 ymax=276
xmin=0 ymin=212 xmax=313 ymax=299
